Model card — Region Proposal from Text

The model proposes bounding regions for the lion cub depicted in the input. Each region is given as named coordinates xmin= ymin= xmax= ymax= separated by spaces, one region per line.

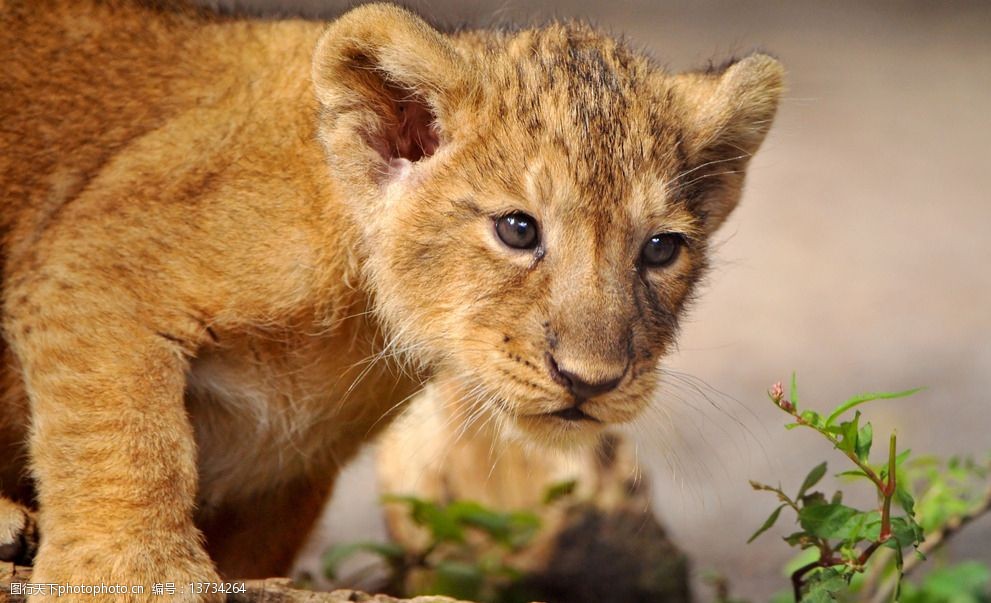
xmin=0 ymin=0 xmax=782 ymax=600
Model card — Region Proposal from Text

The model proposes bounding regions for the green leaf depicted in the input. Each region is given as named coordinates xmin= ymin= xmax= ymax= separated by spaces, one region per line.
xmin=748 ymin=504 xmax=786 ymax=544
xmin=894 ymin=479 xmax=916 ymax=517
xmin=790 ymin=372 xmax=799 ymax=409
xmin=856 ymin=423 xmax=873 ymax=463
xmin=543 ymin=479 xmax=578 ymax=504
xmin=801 ymin=410 xmax=823 ymax=429
xmin=783 ymin=531 xmax=813 ymax=548
xmin=322 ymin=541 xmax=406 ymax=579
xmin=798 ymin=462 xmax=828 ymax=499
xmin=802 ymin=567 xmax=848 ymax=603
xmin=824 ymin=387 xmax=923 ymax=427
xmin=836 ymin=469 xmax=873 ymax=482
xmin=841 ymin=510 xmax=876 ymax=545
xmin=800 ymin=490 xmax=828 ymax=507
xmin=448 ymin=500 xmax=509 ymax=536
xmin=801 ymin=492 xmax=828 ymax=509
xmin=399 ymin=499 xmax=463 ymax=543
xmin=836 ymin=414 xmax=860 ymax=455
xmin=430 ymin=561 xmax=485 ymax=601
xmin=798 ymin=503 xmax=866 ymax=539
xmin=382 ymin=494 xmax=466 ymax=543
xmin=505 ymin=510 xmax=541 ymax=548
xmin=895 ymin=448 xmax=912 ymax=466
xmin=885 ymin=517 xmax=924 ymax=549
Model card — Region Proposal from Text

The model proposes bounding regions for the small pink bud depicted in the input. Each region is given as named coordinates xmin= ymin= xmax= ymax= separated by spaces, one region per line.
xmin=780 ymin=400 xmax=794 ymax=413
xmin=769 ymin=381 xmax=784 ymax=403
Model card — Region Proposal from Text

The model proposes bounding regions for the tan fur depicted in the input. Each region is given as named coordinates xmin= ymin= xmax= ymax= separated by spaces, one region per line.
xmin=377 ymin=382 xmax=638 ymax=559
xmin=0 ymin=1 xmax=782 ymax=599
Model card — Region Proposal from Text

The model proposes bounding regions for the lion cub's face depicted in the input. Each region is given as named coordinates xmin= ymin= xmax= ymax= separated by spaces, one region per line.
xmin=314 ymin=4 xmax=782 ymax=443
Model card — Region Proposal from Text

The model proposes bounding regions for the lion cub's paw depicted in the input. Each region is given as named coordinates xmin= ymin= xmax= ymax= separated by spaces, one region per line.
xmin=0 ymin=497 xmax=37 ymax=564
xmin=30 ymin=536 xmax=224 ymax=603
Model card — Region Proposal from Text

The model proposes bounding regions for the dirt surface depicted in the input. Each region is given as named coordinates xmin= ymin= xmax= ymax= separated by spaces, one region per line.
xmin=212 ymin=1 xmax=991 ymax=599
xmin=0 ymin=565 xmax=472 ymax=603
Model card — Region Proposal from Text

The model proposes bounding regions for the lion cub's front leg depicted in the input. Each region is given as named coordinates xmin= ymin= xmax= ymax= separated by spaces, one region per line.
xmin=6 ymin=292 xmax=220 ymax=602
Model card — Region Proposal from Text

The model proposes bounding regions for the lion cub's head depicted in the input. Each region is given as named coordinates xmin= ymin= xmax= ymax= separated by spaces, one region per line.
xmin=313 ymin=4 xmax=782 ymax=444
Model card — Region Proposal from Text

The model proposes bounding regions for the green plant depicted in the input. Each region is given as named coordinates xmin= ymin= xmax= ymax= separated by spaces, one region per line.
xmin=900 ymin=562 xmax=989 ymax=603
xmin=323 ymin=494 xmax=544 ymax=603
xmin=748 ymin=377 xmax=991 ymax=603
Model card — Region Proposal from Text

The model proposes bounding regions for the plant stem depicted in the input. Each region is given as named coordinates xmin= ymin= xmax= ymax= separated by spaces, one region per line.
xmin=786 ymin=412 xmax=886 ymax=491
xmin=856 ymin=541 xmax=884 ymax=567
xmin=880 ymin=433 xmax=896 ymax=541
xmin=791 ymin=560 xmax=820 ymax=602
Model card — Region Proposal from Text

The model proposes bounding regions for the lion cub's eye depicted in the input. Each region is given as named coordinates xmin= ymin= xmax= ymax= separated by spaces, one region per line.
xmin=640 ymin=233 xmax=683 ymax=268
xmin=495 ymin=212 xmax=539 ymax=250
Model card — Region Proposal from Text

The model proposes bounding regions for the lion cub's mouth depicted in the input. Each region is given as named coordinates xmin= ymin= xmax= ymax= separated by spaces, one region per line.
xmin=491 ymin=395 xmax=604 ymax=425
xmin=546 ymin=406 xmax=602 ymax=423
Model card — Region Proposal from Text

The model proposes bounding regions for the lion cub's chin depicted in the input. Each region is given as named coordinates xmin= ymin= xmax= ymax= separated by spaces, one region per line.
xmin=497 ymin=408 xmax=614 ymax=451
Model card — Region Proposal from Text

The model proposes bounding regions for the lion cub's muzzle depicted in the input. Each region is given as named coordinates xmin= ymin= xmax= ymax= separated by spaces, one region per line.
xmin=542 ymin=351 xmax=630 ymax=422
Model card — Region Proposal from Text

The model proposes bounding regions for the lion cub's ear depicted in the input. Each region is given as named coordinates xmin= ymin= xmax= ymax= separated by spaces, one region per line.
xmin=312 ymin=4 xmax=472 ymax=189
xmin=672 ymin=54 xmax=784 ymax=232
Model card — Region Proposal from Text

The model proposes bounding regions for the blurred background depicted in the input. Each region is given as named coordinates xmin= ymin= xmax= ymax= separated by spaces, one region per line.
xmin=209 ymin=0 xmax=991 ymax=599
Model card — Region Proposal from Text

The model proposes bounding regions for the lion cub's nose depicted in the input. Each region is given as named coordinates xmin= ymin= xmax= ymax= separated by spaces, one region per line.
xmin=546 ymin=354 xmax=624 ymax=400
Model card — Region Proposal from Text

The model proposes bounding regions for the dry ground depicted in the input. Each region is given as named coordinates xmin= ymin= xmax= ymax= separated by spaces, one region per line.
xmin=215 ymin=0 xmax=991 ymax=599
